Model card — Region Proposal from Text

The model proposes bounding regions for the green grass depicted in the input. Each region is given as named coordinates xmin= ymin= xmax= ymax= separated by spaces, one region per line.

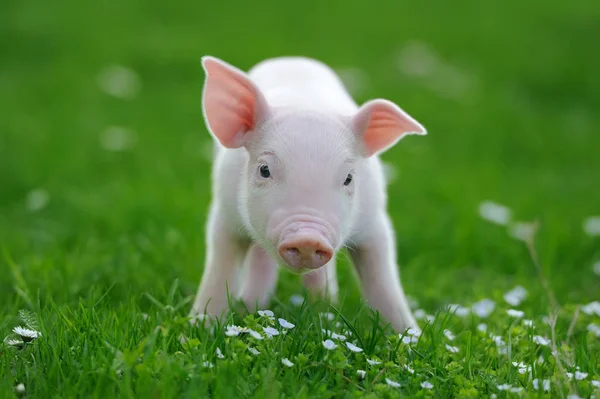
xmin=1 ymin=0 xmax=600 ymax=397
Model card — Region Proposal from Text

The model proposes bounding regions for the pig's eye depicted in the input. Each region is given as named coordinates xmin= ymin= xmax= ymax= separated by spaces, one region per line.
xmin=343 ymin=174 xmax=353 ymax=186
xmin=259 ymin=164 xmax=271 ymax=178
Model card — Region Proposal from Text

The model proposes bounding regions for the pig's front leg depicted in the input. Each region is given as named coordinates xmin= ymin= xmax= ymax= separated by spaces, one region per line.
xmin=348 ymin=212 xmax=417 ymax=333
xmin=302 ymin=258 xmax=338 ymax=304
xmin=236 ymin=244 xmax=279 ymax=311
xmin=190 ymin=205 xmax=248 ymax=320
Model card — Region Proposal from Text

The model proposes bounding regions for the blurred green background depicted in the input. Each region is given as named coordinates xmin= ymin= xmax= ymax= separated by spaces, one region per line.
xmin=1 ymin=0 xmax=599 ymax=314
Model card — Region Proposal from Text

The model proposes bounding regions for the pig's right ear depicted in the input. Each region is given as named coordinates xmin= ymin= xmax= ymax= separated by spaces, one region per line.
xmin=201 ymin=56 xmax=270 ymax=148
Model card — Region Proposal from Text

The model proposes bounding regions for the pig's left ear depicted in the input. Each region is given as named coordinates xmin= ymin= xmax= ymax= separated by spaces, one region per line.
xmin=351 ymin=99 xmax=426 ymax=157
xmin=201 ymin=56 xmax=270 ymax=148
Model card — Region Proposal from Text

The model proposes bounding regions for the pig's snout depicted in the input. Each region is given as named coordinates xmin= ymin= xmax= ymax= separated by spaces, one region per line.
xmin=278 ymin=233 xmax=333 ymax=271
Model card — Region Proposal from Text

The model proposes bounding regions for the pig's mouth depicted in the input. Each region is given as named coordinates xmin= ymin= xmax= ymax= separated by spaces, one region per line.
xmin=271 ymin=217 xmax=337 ymax=273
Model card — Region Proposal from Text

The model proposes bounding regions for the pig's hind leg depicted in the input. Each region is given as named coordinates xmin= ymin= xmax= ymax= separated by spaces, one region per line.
xmin=348 ymin=212 xmax=417 ymax=333
xmin=190 ymin=204 xmax=248 ymax=319
xmin=236 ymin=244 xmax=279 ymax=311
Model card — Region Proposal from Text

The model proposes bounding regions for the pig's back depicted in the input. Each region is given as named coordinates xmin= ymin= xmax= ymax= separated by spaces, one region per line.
xmin=248 ymin=57 xmax=358 ymax=115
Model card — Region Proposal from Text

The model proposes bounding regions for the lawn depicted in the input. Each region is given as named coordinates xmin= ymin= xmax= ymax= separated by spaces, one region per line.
xmin=1 ymin=0 xmax=600 ymax=397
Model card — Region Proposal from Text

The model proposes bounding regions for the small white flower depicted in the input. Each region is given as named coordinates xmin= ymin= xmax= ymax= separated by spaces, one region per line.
xmin=385 ymin=378 xmax=401 ymax=388
xmin=591 ymin=380 xmax=600 ymax=388
xmin=320 ymin=312 xmax=336 ymax=321
xmin=6 ymin=339 xmax=24 ymax=346
xmin=522 ymin=319 xmax=533 ymax=327
xmin=258 ymin=310 xmax=274 ymax=319
xmin=248 ymin=329 xmax=263 ymax=340
xmin=497 ymin=383 xmax=512 ymax=391
xmin=509 ymin=221 xmax=536 ymax=242
xmin=367 ymin=359 xmax=381 ymax=366
xmin=289 ymin=294 xmax=304 ymax=306
xmin=479 ymin=200 xmax=512 ymax=225
xmin=583 ymin=216 xmax=600 ymax=236
xmin=357 ymin=369 xmax=367 ymax=380
xmin=567 ymin=395 xmax=584 ymax=399
xmin=263 ymin=326 xmax=280 ymax=338
xmin=537 ymin=356 xmax=545 ymax=364
xmin=425 ymin=314 xmax=436 ymax=323
xmin=509 ymin=387 xmax=524 ymax=393
xmin=97 ymin=64 xmax=141 ymax=100
xmin=406 ymin=327 xmax=421 ymax=337
xmin=504 ymin=286 xmax=528 ymax=306
xmin=533 ymin=335 xmax=549 ymax=346
xmin=281 ymin=358 xmax=294 ymax=367
xmin=507 ymin=309 xmax=524 ymax=318
xmin=401 ymin=335 xmax=419 ymax=344
xmin=574 ymin=371 xmax=588 ymax=380
xmin=99 ymin=126 xmax=136 ymax=151
xmin=421 ymin=381 xmax=434 ymax=389
xmin=472 ymin=299 xmax=496 ymax=318
xmin=25 ymin=189 xmax=50 ymax=212
xmin=444 ymin=329 xmax=455 ymax=341
xmin=322 ymin=339 xmax=337 ymax=350
xmin=278 ymin=318 xmax=295 ymax=329
xmin=322 ymin=329 xmax=347 ymax=341
xmin=216 ymin=347 xmax=224 ymax=359
xmin=532 ymin=378 xmax=550 ymax=391
xmin=445 ymin=344 xmax=459 ymax=353
xmin=346 ymin=342 xmax=363 ymax=353
xmin=593 ymin=261 xmax=600 ymax=277
xmin=582 ymin=301 xmax=600 ymax=316
xmin=566 ymin=372 xmax=573 ymax=379
xmin=477 ymin=323 xmax=487 ymax=333
xmin=13 ymin=326 xmax=40 ymax=341
xmin=142 ymin=313 xmax=149 ymax=321
xmin=225 ymin=325 xmax=248 ymax=337
xmin=512 ymin=361 xmax=531 ymax=374
xmin=448 ymin=303 xmax=470 ymax=317
xmin=405 ymin=364 xmax=415 ymax=374
xmin=248 ymin=347 xmax=261 ymax=356
xmin=201 ymin=361 xmax=213 ymax=368
xmin=414 ymin=309 xmax=427 ymax=319
xmin=14 ymin=383 xmax=25 ymax=393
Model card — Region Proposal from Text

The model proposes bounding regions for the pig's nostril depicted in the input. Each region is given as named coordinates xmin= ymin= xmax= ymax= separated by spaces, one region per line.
xmin=316 ymin=250 xmax=328 ymax=260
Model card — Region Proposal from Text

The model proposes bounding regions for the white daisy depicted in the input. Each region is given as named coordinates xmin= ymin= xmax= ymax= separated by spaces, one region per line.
xmin=248 ymin=329 xmax=263 ymax=340
xmin=575 ymin=371 xmax=588 ymax=380
xmin=357 ymin=370 xmax=366 ymax=380
xmin=289 ymin=295 xmax=304 ymax=306
xmin=509 ymin=387 xmax=524 ymax=393
xmin=421 ymin=381 xmax=433 ymax=389
xmin=385 ymin=378 xmax=401 ymax=388
xmin=278 ymin=318 xmax=295 ymax=329
xmin=506 ymin=309 xmax=524 ymax=318
xmin=14 ymin=384 xmax=25 ymax=393
xmin=201 ymin=361 xmax=213 ymax=368
xmin=445 ymin=344 xmax=459 ymax=353
xmin=478 ymin=200 xmax=511 ymax=225
xmin=367 ymin=359 xmax=381 ymax=366
xmin=533 ymin=335 xmax=549 ymax=346
xmin=583 ymin=216 xmax=600 ymax=236
xmin=591 ymin=380 xmax=600 ymax=388
xmin=248 ymin=347 xmax=261 ymax=356
xmin=444 ymin=329 xmax=455 ymax=341
xmin=346 ymin=342 xmax=363 ymax=353
xmin=216 ymin=347 xmax=224 ymax=359
xmin=471 ymin=299 xmax=496 ymax=318
xmin=406 ymin=327 xmax=421 ymax=337
xmin=322 ymin=329 xmax=347 ymax=341
xmin=448 ymin=304 xmax=470 ymax=317
xmin=258 ymin=310 xmax=274 ymax=319
xmin=532 ymin=378 xmax=550 ymax=391
xmin=567 ymin=395 xmax=584 ymax=399
xmin=504 ymin=286 xmax=528 ymax=306
xmin=13 ymin=326 xmax=40 ymax=341
xmin=320 ymin=312 xmax=336 ymax=321
xmin=281 ymin=358 xmax=294 ymax=367
xmin=582 ymin=301 xmax=600 ymax=316
xmin=512 ymin=361 xmax=530 ymax=374
xmin=225 ymin=325 xmax=248 ymax=337
xmin=322 ymin=339 xmax=337 ymax=350
xmin=405 ymin=365 xmax=415 ymax=374
xmin=263 ymin=326 xmax=280 ymax=338
xmin=497 ymin=384 xmax=512 ymax=391
xmin=401 ymin=335 xmax=418 ymax=344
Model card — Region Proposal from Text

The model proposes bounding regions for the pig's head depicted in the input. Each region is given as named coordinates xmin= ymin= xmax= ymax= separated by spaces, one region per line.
xmin=201 ymin=56 xmax=426 ymax=273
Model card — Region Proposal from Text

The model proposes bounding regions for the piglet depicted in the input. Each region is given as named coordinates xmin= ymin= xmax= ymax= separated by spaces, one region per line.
xmin=190 ymin=55 xmax=426 ymax=332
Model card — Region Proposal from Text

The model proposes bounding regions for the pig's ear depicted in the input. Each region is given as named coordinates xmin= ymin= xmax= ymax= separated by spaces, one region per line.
xmin=201 ymin=56 xmax=270 ymax=148
xmin=351 ymin=99 xmax=426 ymax=157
